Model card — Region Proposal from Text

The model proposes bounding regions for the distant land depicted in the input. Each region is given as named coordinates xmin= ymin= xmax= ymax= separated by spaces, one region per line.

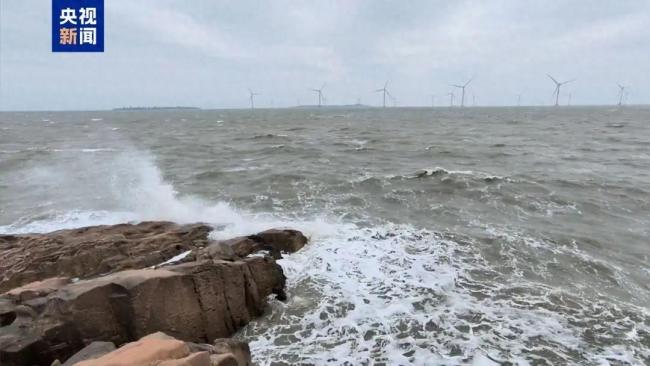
xmin=291 ymin=103 xmax=371 ymax=109
xmin=112 ymin=106 xmax=201 ymax=111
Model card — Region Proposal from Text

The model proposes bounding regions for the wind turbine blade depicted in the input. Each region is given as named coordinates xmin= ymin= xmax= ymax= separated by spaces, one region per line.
xmin=464 ymin=78 xmax=473 ymax=87
xmin=562 ymin=79 xmax=576 ymax=85
xmin=386 ymin=90 xmax=393 ymax=98
xmin=547 ymin=74 xmax=559 ymax=85
xmin=321 ymin=83 xmax=326 ymax=90
xmin=375 ymin=89 xmax=384 ymax=92
xmin=450 ymin=84 xmax=462 ymax=88
xmin=384 ymin=81 xmax=389 ymax=89
xmin=551 ymin=86 xmax=559 ymax=98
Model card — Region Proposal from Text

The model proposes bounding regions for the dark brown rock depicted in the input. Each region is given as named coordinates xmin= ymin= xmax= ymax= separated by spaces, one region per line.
xmin=0 ymin=259 xmax=284 ymax=365
xmin=0 ymin=221 xmax=212 ymax=292
xmin=0 ymin=222 xmax=307 ymax=365
xmin=250 ymin=229 xmax=308 ymax=253
xmin=204 ymin=229 xmax=308 ymax=261
xmin=211 ymin=339 xmax=251 ymax=366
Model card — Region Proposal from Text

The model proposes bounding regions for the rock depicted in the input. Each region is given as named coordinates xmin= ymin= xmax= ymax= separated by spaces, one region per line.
xmin=0 ymin=260 xmax=284 ymax=365
xmin=4 ymin=277 xmax=70 ymax=302
xmin=251 ymin=229 xmax=308 ymax=253
xmin=157 ymin=351 xmax=211 ymax=366
xmin=60 ymin=341 xmax=116 ymax=366
xmin=210 ymin=354 xmax=239 ymax=366
xmin=0 ymin=223 xmax=307 ymax=365
xmin=204 ymin=229 xmax=308 ymax=260
xmin=0 ymin=222 xmax=212 ymax=292
xmin=73 ymin=337 xmax=190 ymax=366
xmin=212 ymin=339 xmax=251 ymax=366
xmin=68 ymin=333 xmax=249 ymax=366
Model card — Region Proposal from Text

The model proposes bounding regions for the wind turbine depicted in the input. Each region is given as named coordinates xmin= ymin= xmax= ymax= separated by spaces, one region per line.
xmin=617 ymin=84 xmax=627 ymax=106
xmin=375 ymin=81 xmax=393 ymax=108
xmin=431 ymin=95 xmax=436 ymax=107
xmin=311 ymin=83 xmax=326 ymax=107
xmin=547 ymin=74 xmax=575 ymax=106
xmin=248 ymin=88 xmax=260 ymax=110
xmin=517 ymin=93 xmax=522 ymax=106
xmin=450 ymin=78 xmax=472 ymax=107
xmin=447 ymin=92 xmax=455 ymax=107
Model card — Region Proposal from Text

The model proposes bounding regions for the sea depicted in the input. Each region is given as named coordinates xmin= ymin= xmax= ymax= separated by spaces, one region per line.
xmin=0 ymin=107 xmax=648 ymax=365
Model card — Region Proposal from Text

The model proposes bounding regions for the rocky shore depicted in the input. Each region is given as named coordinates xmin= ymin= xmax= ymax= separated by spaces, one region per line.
xmin=0 ymin=221 xmax=308 ymax=365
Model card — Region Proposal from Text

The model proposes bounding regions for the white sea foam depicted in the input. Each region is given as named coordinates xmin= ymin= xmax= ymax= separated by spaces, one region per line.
xmin=157 ymin=250 xmax=192 ymax=267
xmin=50 ymin=148 xmax=117 ymax=153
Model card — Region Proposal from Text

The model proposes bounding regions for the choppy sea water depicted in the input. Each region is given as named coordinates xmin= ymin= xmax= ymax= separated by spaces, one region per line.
xmin=0 ymin=107 xmax=648 ymax=365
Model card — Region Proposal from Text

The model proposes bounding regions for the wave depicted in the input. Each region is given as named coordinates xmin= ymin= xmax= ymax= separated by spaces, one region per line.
xmin=239 ymin=223 xmax=649 ymax=365
xmin=1 ymin=152 xmax=647 ymax=365
xmin=251 ymin=133 xmax=290 ymax=140
xmin=410 ymin=167 xmax=506 ymax=182
xmin=1 ymin=147 xmax=118 ymax=154
xmin=353 ymin=167 xmax=508 ymax=185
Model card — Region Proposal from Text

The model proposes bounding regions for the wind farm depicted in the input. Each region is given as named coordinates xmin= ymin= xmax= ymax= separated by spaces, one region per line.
xmin=241 ymin=75 xmax=639 ymax=110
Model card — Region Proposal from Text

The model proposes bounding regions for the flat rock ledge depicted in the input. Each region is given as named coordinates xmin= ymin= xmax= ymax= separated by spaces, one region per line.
xmin=0 ymin=222 xmax=308 ymax=366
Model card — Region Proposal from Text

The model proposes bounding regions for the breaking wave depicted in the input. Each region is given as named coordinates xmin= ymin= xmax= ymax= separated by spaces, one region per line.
xmin=240 ymin=223 xmax=649 ymax=365
xmin=1 ymin=151 xmax=647 ymax=365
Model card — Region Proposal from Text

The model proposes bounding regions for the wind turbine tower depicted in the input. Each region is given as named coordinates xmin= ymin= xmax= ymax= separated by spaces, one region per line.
xmin=248 ymin=88 xmax=260 ymax=110
xmin=617 ymin=84 xmax=627 ymax=106
xmin=375 ymin=81 xmax=393 ymax=108
xmin=547 ymin=74 xmax=575 ymax=106
xmin=450 ymin=78 xmax=472 ymax=107
xmin=311 ymin=83 xmax=326 ymax=107
xmin=447 ymin=92 xmax=455 ymax=107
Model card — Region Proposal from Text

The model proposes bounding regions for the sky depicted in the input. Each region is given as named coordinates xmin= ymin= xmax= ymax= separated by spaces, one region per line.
xmin=1 ymin=0 xmax=649 ymax=110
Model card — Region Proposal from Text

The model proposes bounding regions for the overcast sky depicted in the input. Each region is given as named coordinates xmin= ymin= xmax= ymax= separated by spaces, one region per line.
xmin=1 ymin=0 xmax=649 ymax=110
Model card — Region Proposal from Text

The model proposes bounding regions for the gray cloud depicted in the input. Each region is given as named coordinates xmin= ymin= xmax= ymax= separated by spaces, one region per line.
xmin=1 ymin=0 xmax=648 ymax=110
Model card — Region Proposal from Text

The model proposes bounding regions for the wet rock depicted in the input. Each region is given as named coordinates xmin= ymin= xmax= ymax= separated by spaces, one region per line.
xmin=0 ymin=221 xmax=212 ymax=292
xmin=0 ymin=257 xmax=285 ymax=365
xmin=0 ymin=260 xmax=284 ymax=364
xmin=204 ymin=229 xmax=308 ymax=260
xmin=0 ymin=222 xmax=307 ymax=365
xmin=211 ymin=339 xmax=251 ymax=366
xmin=251 ymin=229 xmax=308 ymax=253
